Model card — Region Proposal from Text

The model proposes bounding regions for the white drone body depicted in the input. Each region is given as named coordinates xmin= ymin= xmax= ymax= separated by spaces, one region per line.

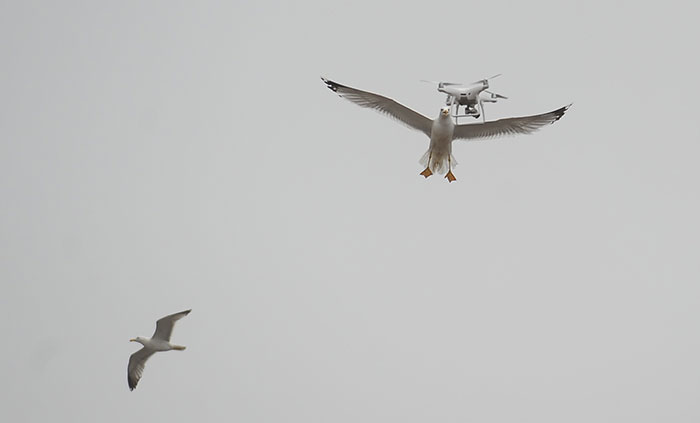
xmin=424 ymin=74 xmax=508 ymax=122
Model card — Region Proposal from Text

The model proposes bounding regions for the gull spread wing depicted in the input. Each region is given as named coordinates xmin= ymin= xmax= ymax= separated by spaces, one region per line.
xmin=321 ymin=77 xmax=433 ymax=137
xmin=152 ymin=309 xmax=191 ymax=341
xmin=127 ymin=347 xmax=155 ymax=391
xmin=453 ymin=104 xmax=571 ymax=141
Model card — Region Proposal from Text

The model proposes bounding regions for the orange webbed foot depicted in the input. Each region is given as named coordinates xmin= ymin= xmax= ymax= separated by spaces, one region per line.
xmin=445 ymin=171 xmax=456 ymax=182
xmin=420 ymin=167 xmax=433 ymax=178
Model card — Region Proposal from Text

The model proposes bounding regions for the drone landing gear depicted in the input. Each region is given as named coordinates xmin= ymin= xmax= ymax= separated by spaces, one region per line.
xmin=451 ymin=105 xmax=480 ymax=124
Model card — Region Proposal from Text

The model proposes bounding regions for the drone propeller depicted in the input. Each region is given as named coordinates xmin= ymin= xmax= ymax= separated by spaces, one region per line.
xmin=420 ymin=80 xmax=462 ymax=86
xmin=471 ymin=73 xmax=502 ymax=85
xmin=484 ymin=90 xmax=508 ymax=100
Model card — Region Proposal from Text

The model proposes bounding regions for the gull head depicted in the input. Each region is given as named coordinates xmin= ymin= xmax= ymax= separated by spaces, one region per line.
xmin=130 ymin=337 xmax=146 ymax=345
xmin=441 ymin=107 xmax=450 ymax=117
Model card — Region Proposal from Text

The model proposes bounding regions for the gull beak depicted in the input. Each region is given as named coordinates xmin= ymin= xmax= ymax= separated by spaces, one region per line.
xmin=129 ymin=339 xmax=136 ymax=342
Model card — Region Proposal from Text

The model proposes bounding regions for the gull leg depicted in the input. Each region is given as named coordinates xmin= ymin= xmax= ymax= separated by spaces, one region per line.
xmin=445 ymin=156 xmax=456 ymax=182
xmin=420 ymin=151 xmax=433 ymax=178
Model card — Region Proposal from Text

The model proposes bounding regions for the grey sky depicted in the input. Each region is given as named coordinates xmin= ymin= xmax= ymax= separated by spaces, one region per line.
xmin=1 ymin=1 xmax=699 ymax=422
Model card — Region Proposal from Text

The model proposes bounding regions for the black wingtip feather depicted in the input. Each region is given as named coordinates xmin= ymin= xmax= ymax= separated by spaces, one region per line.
xmin=320 ymin=76 xmax=344 ymax=93
xmin=552 ymin=103 xmax=572 ymax=122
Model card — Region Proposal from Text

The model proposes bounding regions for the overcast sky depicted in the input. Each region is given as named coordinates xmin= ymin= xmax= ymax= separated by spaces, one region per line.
xmin=2 ymin=1 xmax=700 ymax=422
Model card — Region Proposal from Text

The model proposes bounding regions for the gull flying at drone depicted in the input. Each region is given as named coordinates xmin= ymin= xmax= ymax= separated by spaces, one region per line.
xmin=422 ymin=74 xmax=508 ymax=122
xmin=321 ymin=76 xmax=570 ymax=182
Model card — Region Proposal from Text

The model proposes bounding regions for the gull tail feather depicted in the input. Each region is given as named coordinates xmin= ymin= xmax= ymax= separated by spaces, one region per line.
xmin=419 ymin=149 xmax=457 ymax=175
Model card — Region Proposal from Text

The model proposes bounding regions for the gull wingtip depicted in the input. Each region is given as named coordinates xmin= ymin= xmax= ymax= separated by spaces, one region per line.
xmin=552 ymin=103 xmax=573 ymax=122
xmin=321 ymin=77 xmax=340 ymax=93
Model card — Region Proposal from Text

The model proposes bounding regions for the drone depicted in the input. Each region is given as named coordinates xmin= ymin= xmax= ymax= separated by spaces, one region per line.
xmin=422 ymin=74 xmax=508 ymax=123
